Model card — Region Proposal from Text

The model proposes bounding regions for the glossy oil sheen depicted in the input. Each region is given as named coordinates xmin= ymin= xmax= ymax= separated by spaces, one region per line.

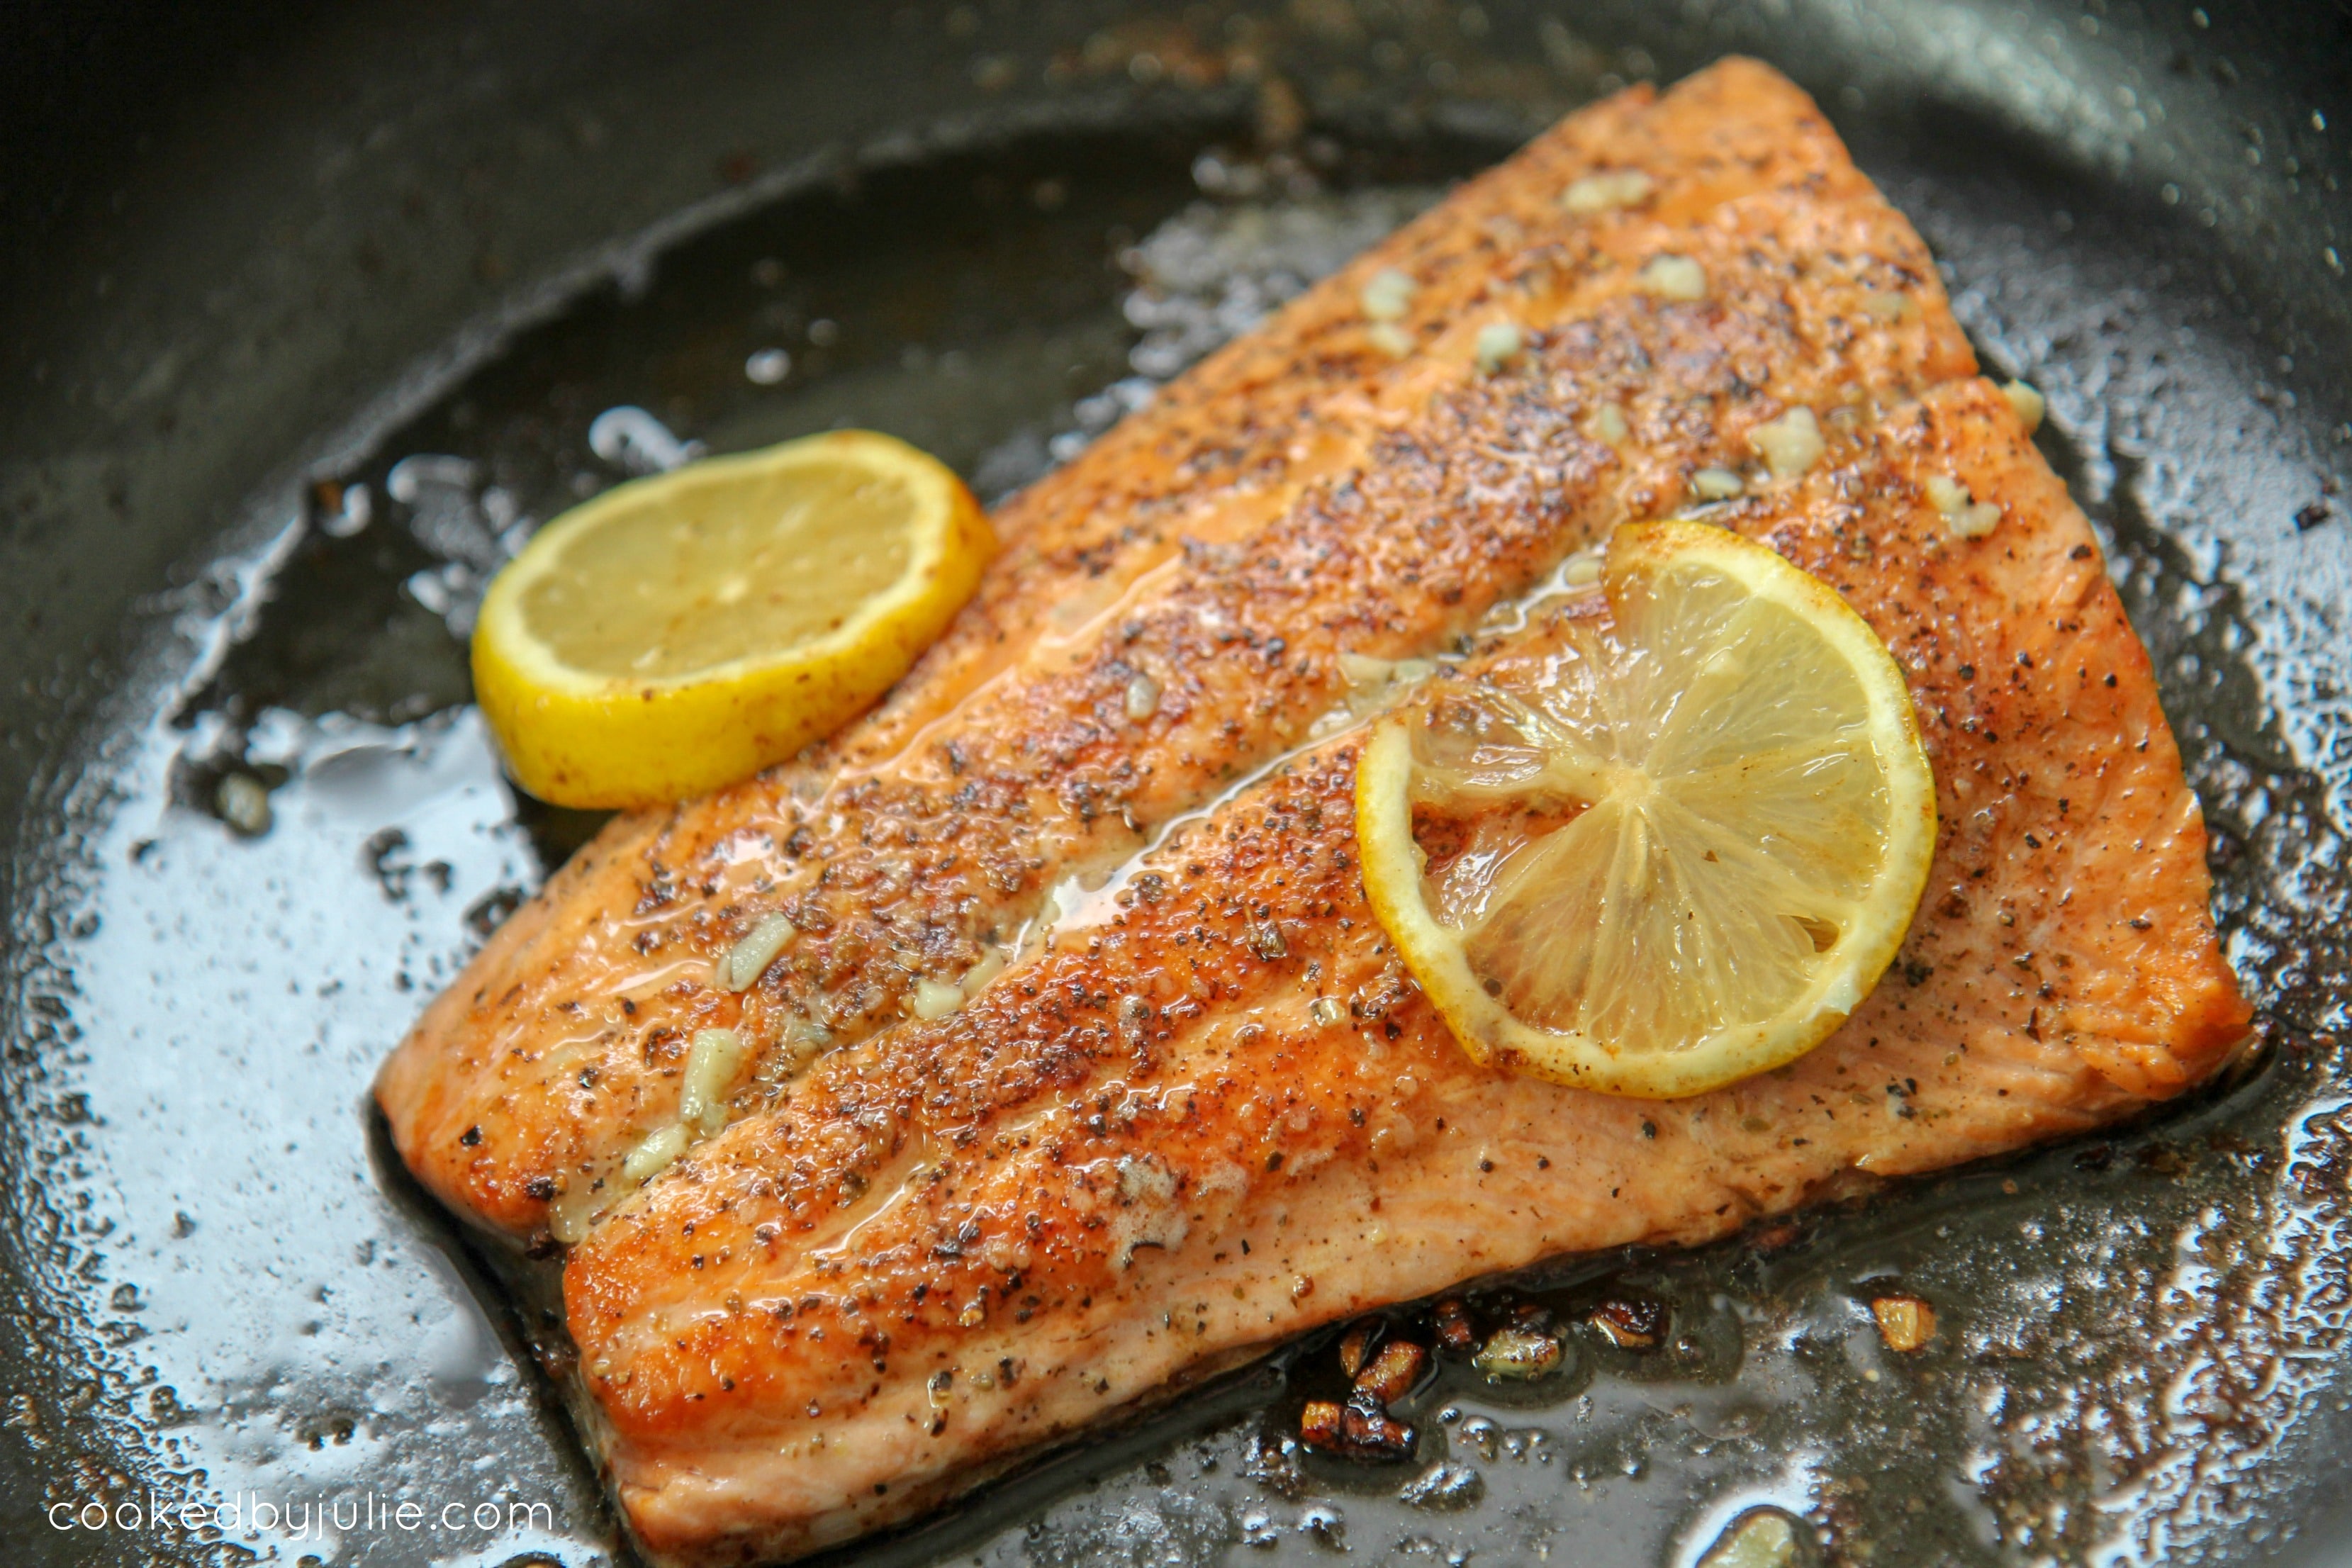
xmin=0 ymin=4 xmax=2347 ymax=1567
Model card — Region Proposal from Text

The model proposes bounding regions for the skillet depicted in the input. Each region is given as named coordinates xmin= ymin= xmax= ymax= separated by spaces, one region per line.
xmin=1 ymin=1 xmax=2348 ymax=1563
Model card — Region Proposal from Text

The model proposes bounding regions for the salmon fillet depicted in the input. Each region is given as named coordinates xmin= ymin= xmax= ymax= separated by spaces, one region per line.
xmin=562 ymin=375 xmax=2246 ymax=1563
xmin=373 ymin=59 xmax=2248 ymax=1567
xmin=377 ymin=57 xmax=1973 ymax=1239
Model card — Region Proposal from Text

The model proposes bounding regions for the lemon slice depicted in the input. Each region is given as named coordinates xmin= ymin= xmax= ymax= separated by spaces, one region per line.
xmin=1357 ymin=520 xmax=1935 ymax=1098
xmin=473 ymin=430 xmax=993 ymax=807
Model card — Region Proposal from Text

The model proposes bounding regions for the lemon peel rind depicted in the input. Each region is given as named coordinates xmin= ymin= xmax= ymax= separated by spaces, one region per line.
xmin=471 ymin=429 xmax=993 ymax=809
xmin=1355 ymin=520 xmax=1937 ymax=1101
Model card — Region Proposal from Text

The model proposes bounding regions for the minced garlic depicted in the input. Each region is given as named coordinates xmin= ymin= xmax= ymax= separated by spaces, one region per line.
xmin=911 ymin=978 xmax=965 ymax=1021
xmin=1474 ymin=320 xmax=1523 ymax=373
xmin=1927 ymin=474 xmax=2002 ymax=538
xmin=958 ymin=945 xmax=1008 ymax=1000
xmin=1698 ymin=1510 xmax=1800 ymax=1568
xmin=1691 ymin=467 xmax=1745 ymax=500
xmin=1871 ymin=1294 xmax=1937 ymax=1351
xmin=1748 ymin=406 xmax=1825 ymax=481
xmin=621 ymin=1123 xmax=689 ymax=1182
xmin=2002 ymin=379 xmax=2046 ymax=433
xmin=1473 ymin=1324 xmax=1564 ymax=1379
xmin=1639 ymin=254 xmax=1708 ymax=301
xmin=678 ymin=1026 xmax=746 ymax=1133
xmin=1360 ymin=267 xmax=1416 ymax=322
xmin=719 ymin=911 xmax=795 ymax=992
xmin=1561 ymin=169 xmax=1655 ymax=214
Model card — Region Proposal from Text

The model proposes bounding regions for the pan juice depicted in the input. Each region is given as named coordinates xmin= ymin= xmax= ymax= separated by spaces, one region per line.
xmin=32 ymin=95 xmax=2346 ymax=1568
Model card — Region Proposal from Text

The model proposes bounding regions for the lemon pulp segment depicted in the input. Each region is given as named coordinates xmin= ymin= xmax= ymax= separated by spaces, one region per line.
xmin=1355 ymin=520 xmax=1936 ymax=1099
xmin=518 ymin=462 xmax=918 ymax=681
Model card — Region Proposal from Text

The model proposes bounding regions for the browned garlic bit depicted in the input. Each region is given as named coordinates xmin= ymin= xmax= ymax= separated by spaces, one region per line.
xmin=1589 ymin=1295 xmax=1667 ymax=1350
xmin=1353 ymin=1339 xmax=1428 ymax=1403
xmin=1300 ymin=1363 xmax=1423 ymax=1459
xmin=1432 ymin=1297 xmax=1479 ymax=1353
xmin=1871 ymin=1294 xmax=1937 ymax=1352
xmin=1337 ymin=1318 xmax=1381 ymax=1379
xmin=1299 ymin=1394 xmax=1417 ymax=1462
xmin=1299 ymin=1399 xmax=1346 ymax=1449
xmin=1304 ymin=1316 xmax=1432 ymax=1461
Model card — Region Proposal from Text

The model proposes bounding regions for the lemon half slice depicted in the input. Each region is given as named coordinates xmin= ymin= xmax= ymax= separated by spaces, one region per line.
xmin=474 ymin=430 xmax=993 ymax=807
xmin=1357 ymin=520 xmax=1936 ymax=1099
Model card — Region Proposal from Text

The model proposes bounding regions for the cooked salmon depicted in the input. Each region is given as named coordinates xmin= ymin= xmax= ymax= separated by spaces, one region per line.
xmin=379 ymin=57 xmax=1971 ymax=1241
xmin=375 ymin=58 xmax=2246 ymax=1567
xmin=561 ymin=373 xmax=2246 ymax=1562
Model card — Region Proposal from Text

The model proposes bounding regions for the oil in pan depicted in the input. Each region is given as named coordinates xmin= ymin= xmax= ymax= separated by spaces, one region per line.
xmin=9 ymin=23 xmax=2352 ymax=1568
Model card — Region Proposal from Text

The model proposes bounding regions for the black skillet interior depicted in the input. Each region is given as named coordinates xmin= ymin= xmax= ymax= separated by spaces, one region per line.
xmin=2 ymin=2 xmax=2349 ymax=1564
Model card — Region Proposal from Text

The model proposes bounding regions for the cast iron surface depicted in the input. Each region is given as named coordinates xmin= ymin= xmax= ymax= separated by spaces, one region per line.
xmin=2 ymin=2 xmax=2349 ymax=1564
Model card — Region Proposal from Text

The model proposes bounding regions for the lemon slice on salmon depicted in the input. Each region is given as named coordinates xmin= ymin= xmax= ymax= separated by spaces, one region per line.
xmin=1356 ymin=520 xmax=1936 ymax=1099
xmin=474 ymin=430 xmax=993 ymax=808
